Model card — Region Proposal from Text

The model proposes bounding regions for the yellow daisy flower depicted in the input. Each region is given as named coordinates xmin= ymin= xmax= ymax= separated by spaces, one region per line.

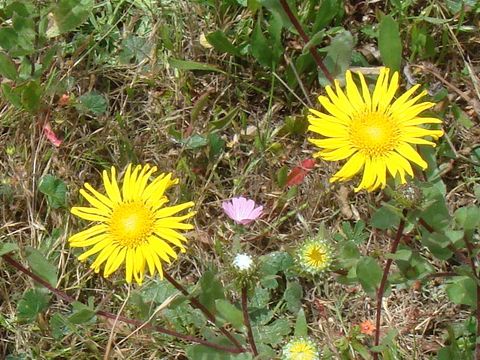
xmin=308 ymin=67 xmax=444 ymax=192
xmin=69 ymin=164 xmax=196 ymax=285
xmin=282 ymin=337 xmax=319 ymax=360
xmin=297 ymin=239 xmax=332 ymax=275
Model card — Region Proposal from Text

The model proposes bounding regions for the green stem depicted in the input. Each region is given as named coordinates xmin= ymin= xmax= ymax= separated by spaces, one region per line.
xmin=241 ymin=287 xmax=258 ymax=356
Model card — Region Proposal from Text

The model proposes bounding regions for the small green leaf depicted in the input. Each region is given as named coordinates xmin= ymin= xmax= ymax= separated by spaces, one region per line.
xmin=183 ymin=134 xmax=208 ymax=150
xmin=0 ymin=243 xmax=18 ymax=256
xmin=25 ymin=246 xmax=58 ymax=287
xmin=446 ymin=276 xmax=476 ymax=308
xmin=284 ymin=281 xmax=303 ymax=313
xmin=250 ymin=19 xmax=275 ymax=69
xmin=52 ymin=0 xmax=94 ymax=36
xmin=169 ymin=58 xmax=224 ymax=73
xmin=378 ymin=15 xmax=402 ymax=71
xmin=356 ymin=256 xmax=382 ymax=295
xmin=68 ymin=302 xmax=96 ymax=324
xmin=49 ymin=313 xmax=70 ymax=340
xmin=371 ymin=205 xmax=400 ymax=230
xmin=38 ymin=174 xmax=67 ymax=209
xmin=276 ymin=166 xmax=288 ymax=188
xmin=293 ymin=308 xmax=308 ymax=337
xmin=206 ymin=31 xmax=241 ymax=56
xmin=254 ymin=318 xmax=290 ymax=346
xmin=20 ymin=81 xmax=42 ymax=113
xmin=76 ymin=92 xmax=108 ymax=115
xmin=198 ymin=270 xmax=225 ymax=313
xmin=0 ymin=52 xmax=17 ymax=80
xmin=454 ymin=206 xmax=480 ymax=231
xmin=186 ymin=344 xmax=252 ymax=360
xmin=386 ymin=249 xmax=412 ymax=262
xmin=0 ymin=83 xmax=22 ymax=108
xmin=17 ymin=289 xmax=50 ymax=322
xmin=215 ymin=299 xmax=244 ymax=330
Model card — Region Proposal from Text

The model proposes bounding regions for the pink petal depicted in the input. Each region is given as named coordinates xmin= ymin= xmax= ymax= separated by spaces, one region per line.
xmin=222 ymin=201 xmax=236 ymax=220
xmin=248 ymin=206 xmax=263 ymax=220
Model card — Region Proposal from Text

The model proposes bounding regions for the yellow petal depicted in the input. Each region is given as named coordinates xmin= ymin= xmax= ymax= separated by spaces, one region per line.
xmin=103 ymin=167 xmax=122 ymax=204
xmin=154 ymin=201 xmax=195 ymax=218
xmin=330 ymin=152 xmax=365 ymax=181
xmin=105 ymin=247 xmax=126 ymax=277
xmin=395 ymin=142 xmax=428 ymax=169
xmin=69 ymin=224 xmax=107 ymax=243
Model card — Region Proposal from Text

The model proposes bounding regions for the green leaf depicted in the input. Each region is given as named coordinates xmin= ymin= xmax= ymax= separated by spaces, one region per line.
xmin=420 ymin=231 xmax=454 ymax=260
xmin=250 ymin=18 xmax=276 ymax=69
xmin=446 ymin=276 xmax=477 ymax=308
xmin=254 ymin=318 xmax=290 ymax=346
xmin=260 ymin=251 xmax=294 ymax=275
xmin=20 ymin=81 xmax=42 ymax=113
xmin=25 ymin=246 xmax=58 ymax=287
xmin=283 ymin=281 xmax=303 ymax=313
xmin=206 ymin=31 xmax=241 ymax=56
xmin=38 ymin=174 xmax=67 ymax=209
xmin=371 ymin=205 xmax=400 ymax=230
xmin=293 ymin=308 xmax=308 ymax=337
xmin=0 ymin=52 xmax=17 ymax=80
xmin=312 ymin=0 xmax=341 ymax=32
xmin=276 ymin=166 xmax=288 ymax=188
xmin=454 ymin=206 xmax=480 ymax=231
xmin=186 ymin=344 xmax=252 ymax=360
xmin=0 ymin=243 xmax=19 ymax=256
xmin=68 ymin=302 xmax=96 ymax=324
xmin=386 ymin=249 xmax=412 ymax=262
xmin=49 ymin=313 xmax=70 ymax=340
xmin=356 ymin=256 xmax=382 ymax=295
xmin=17 ymin=289 xmax=50 ymax=322
xmin=198 ymin=270 xmax=225 ymax=313
xmin=208 ymin=132 xmax=225 ymax=158
xmin=183 ymin=134 xmax=208 ymax=150
xmin=378 ymin=15 xmax=402 ymax=71
xmin=320 ymin=30 xmax=354 ymax=85
xmin=51 ymin=0 xmax=94 ymax=36
xmin=169 ymin=58 xmax=224 ymax=73
xmin=215 ymin=299 xmax=244 ymax=330
xmin=1 ymin=83 xmax=22 ymax=108
xmin=76 ymin=92 xmax=108 ymax=115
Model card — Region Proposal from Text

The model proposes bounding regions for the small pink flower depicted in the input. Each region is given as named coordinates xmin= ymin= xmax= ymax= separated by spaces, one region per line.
xmin=222 ymin=197 xmax=263 ymax=225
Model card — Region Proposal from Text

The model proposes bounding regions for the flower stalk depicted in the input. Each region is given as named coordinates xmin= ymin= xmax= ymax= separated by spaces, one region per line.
xmin=241 ymin=287 xmax=258 ymax=356
xmin=373 ymin=209 xmax=407 ymax=359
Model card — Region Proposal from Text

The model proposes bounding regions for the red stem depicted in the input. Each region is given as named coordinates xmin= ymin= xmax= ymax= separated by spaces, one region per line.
xmin=278 ymin=0 xmax=334 ymax=84
xmin=373 ymin=209 xmax=407 ymax=359
xmin=241 ymin=287 xmax=258 ymax=356
xmin=1 ymin=254 xmax=244 ymax=354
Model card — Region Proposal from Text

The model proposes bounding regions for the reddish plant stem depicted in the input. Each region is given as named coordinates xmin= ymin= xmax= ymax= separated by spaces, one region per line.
xmin=162 ymin=270 xmax=244 ymax=352
xmin=1 ymin=254 xmax=244 ymax=354
xmin=241 ymin=287 xmax=258 ymax=356
xmin=373 ymin=209 xmax=407 ymax=360
xmin=278 ymin=0 xmax=334 ymax=85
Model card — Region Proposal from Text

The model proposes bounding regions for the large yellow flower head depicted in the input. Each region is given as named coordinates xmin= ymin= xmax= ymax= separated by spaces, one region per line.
xmin=282 ymin=337 xmax=319 ymax=360
xmin=69 ymin=164 xmax=196 ymax=285
xmin=308 ymin=67 xmax=444 ymax=192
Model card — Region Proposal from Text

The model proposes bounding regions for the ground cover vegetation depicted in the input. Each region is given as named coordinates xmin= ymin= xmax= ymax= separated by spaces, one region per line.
xmin=1 ymin=0 xmax=480 ymax=358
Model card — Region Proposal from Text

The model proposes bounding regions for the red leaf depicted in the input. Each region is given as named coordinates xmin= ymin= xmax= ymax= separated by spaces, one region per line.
xmin=43 ymin=122 xmax=62 ymax=147
xmin=286 ymin=158 xmax=316 ymax=187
